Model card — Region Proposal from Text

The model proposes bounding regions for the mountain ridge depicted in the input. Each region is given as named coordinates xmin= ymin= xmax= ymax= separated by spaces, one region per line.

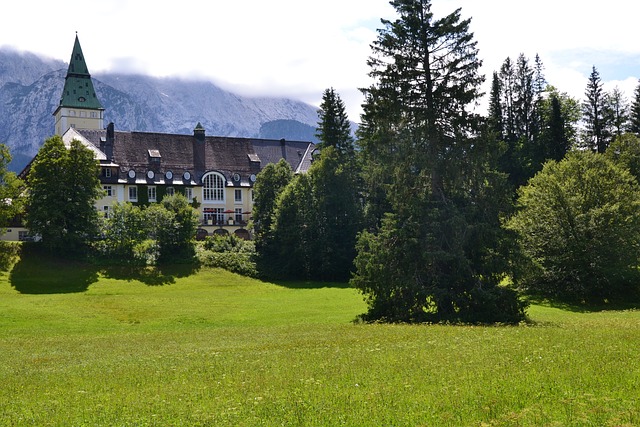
xmin=0 ymin=48 xmax=321 ymax=172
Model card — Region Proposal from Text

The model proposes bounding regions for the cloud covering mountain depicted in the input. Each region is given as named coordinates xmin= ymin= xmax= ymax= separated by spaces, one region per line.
xmin=0 ymin=49 xmax=320 ymax=172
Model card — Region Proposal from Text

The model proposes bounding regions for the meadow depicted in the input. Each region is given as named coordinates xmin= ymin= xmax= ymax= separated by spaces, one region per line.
xmin=0 ymin=244 xmax=639 ymax=426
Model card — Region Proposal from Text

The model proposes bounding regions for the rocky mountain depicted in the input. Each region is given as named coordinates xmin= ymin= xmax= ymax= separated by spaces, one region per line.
xmin=0 ymin=48 xmax=321 ymax=172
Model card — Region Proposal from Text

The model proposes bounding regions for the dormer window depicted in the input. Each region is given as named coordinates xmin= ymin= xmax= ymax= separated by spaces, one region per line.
xmin=102 ymin=168 xmax=112 ymax=178
xmin=148 ymin=149 xmax=161 ymax=165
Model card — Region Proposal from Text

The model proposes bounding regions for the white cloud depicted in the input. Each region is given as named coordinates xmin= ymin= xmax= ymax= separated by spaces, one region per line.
xmin=2 ymin=0 xmax=640 ymax=121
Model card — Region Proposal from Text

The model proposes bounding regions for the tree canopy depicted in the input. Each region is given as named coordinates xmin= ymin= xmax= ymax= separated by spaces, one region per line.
xmin=26 ymin=136 xmax=102 ymax=254
xmin=0 ymin=144 xmax=24 ymax=231
xmin=507 ymin=151 xmax=640 ymax=303
xmin=353 ymin=0 xmax=526 ymax=324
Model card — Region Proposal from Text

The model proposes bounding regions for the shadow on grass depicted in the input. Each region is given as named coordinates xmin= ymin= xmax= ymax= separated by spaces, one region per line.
xmin=526 ymin=295 xmax=640 ymax=313
xmin=10 ymin=243 xmax=99 ymax=294
xmin=269 ymin=279 xmax=352 ymax=289
xmin=9 ymin=243 xmax=200 ymax=293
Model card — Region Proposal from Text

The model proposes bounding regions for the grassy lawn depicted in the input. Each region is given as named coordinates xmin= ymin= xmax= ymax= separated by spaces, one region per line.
xmin=1 ymin=245 xmax=639 ymax=426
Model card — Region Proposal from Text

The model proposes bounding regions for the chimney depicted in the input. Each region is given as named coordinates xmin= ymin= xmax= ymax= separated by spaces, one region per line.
xmin=105 ymin=122 xmax=115 ymax=161
xmin=193 ymin=122 xmax=206 ymax=174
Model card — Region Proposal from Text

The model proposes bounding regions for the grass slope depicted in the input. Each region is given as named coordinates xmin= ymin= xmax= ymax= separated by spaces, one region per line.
xmin=0 ymin=246 xmax=639 ymax=426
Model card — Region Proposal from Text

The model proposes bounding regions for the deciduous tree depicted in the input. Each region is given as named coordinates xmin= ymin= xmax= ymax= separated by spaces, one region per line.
xmin=507 ymin=151 xmax=640 ymax=303
xmin=0 ymin=144 xmax=24 ymax=231
xmin=26 ymin=136 xmax=102 ymax=254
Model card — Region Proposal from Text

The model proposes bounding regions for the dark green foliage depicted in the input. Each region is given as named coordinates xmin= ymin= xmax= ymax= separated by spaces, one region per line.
xmin=97 ymin=194 xmax=198 ymax=265
xmin=253 ymin=159 xmax=294 ymax=276
xmin=257 ymin=89 xmax=362 ymax=281
xmin=354 ymin=0 xmax=525 ymax=324
xmin=582 ymin=66 xmax=611 ymax=153
xmin=260 ymin=172 xmax=316 ymax=279
xmin=198 ymin=234 xmax=257 ymax=277
xmin=352 ymin=212 xmax=526 ymax=324
xmin=260 ymin=146 xmax=363 ymax=281
xmin=316 ymin=88 xmax=354 ymax=157
xmin=0 ymin=144 xmax=24 ymax=229
xmin=26 ymin=136 xmax=102 ymax=255
xmin=96 ymin=202 xmax=148 ymax=264
xmin=153 ymin=194 xmax=199 ymax=263
xmin=629 ymin=80 xmax=640 ymax=135
xmin=507 ymin=151 xmax=640 ymax=303
xmin=536 ymin=87 xmax=580 ymax=164
xmin=252 ymin=159 xmax=293 ymax=239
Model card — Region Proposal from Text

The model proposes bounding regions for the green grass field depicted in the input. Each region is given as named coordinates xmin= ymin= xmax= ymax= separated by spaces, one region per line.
xmin=1 ymin=244 xmax=639 ymax=426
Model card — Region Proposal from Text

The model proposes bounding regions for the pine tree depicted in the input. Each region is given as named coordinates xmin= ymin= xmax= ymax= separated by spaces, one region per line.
xmin=582 ymin=66 xmax=609 ymax=153
xmin=353 ymin=0 xmax=525 ymax=324
xmin=487 ymin=72 xmax=503 ymax=138
xmin=629 ymin=80 xmax=640 ymax=135
xmin=608 ymin=87 xmax=628 ymax=138
xmin=316 ymin=88 xmax=355 ymax=157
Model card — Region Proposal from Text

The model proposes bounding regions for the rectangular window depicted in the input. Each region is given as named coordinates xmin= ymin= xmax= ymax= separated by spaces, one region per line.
xmin=129 ymin=186 xmax=138 ymax=202
xmin=148 ymin=186 xmax=157 ymax=202
xmin=235 ymin=189 xmax=242 ymax=203
xmin=103 ymin=185 xmax=113 ymax=197
xmin=166 ymin=187 xmax=175 ymax=197
xmin=251 ymin=190 xmax=255 ymax=202
xmin=184 ymin=187 xmax=193 ymax=201
xmin=103 ymin=205 xmax=111 ymax=218
xmin=102 ymin=168 xmax=111 ymax=178
xmin=235 ymin=208 xmax=243 ymax=223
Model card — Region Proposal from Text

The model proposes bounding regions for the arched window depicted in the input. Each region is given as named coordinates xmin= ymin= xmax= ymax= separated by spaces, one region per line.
xmin=202 ymin=172 xmax=225 ymax=202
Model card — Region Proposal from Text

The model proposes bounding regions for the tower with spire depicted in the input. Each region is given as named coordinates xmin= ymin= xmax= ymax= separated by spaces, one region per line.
xmin=53 ymin=34 xmax=104 ymax=135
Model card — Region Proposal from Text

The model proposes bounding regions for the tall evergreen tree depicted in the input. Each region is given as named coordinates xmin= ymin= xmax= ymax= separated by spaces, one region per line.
xmin=252 ymin=159 xmax=294 ymax=277
xmin=259 ymin=89 xmax=363 ymax=281
xmin=608 ymin=86 xmax=628 ymax=138
xmin=582 ymin=66 xmax=609 ymax=153
xmin=487 ymin=72 xmax=503 ymax=138
xmin=538 ymin=92 xmax=569 ymax=162
xmin=353 ymin=0 xmax=525 ymax=324
xmin=629 ymin=80 xmax=640 ymax=135
xmin=316 ymin=88 xmax=355 ymax=157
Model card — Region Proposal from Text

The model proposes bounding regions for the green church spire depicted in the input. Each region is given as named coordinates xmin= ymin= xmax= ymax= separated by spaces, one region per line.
xmin=58 ymin=34 xmax=103 ymax=110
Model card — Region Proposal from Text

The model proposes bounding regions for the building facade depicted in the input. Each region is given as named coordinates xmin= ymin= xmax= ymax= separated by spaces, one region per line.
xmin=2 ymin=35 xmax=315 ymax=241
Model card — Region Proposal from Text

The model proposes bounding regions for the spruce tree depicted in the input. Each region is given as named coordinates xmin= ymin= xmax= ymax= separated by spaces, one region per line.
xmin=608 ymin=87 xmax=628 ymax=138
xmin=353 ymin=0 xmax=525 ymax=324
xmin=316 ymin=88 xmax=355 ymax=157
xmin=629 ymin=80 xmax=640 ymax=135
xmin=582 ymin=66 xmax=609 ymax=153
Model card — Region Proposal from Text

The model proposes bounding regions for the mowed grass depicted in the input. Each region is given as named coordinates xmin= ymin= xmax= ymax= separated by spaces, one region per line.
xmin=1 ymin=248 xmax=639 ymax=426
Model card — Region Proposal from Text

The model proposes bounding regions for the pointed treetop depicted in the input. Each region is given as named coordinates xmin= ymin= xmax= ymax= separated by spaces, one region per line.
xmin=194 ymin=122 xmax=205 ymax=130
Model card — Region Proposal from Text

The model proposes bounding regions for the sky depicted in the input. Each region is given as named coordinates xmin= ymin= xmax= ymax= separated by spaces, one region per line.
xmin=2 ymin=0 xmax=640 ymax=121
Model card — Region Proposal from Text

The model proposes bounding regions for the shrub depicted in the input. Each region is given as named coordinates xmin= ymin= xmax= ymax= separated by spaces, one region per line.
xmin=197 ymin=235 xmax=257 ymax=277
